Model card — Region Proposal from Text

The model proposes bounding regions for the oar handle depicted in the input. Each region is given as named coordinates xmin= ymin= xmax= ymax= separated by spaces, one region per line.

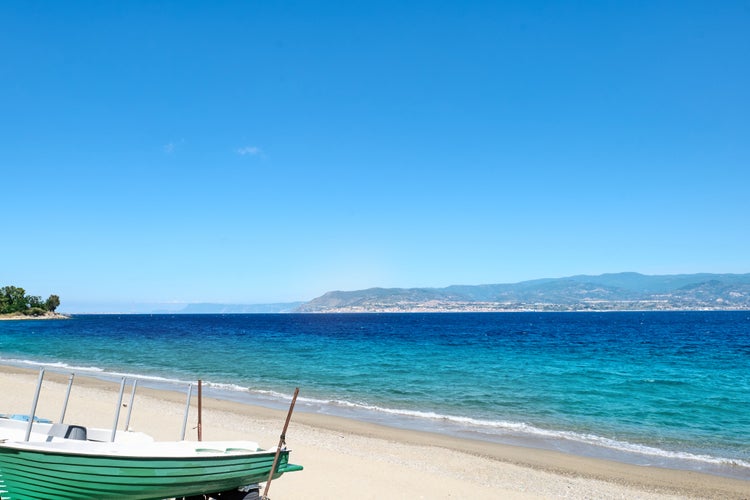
xmin=262 ymin=388 xmax=299 ymax=499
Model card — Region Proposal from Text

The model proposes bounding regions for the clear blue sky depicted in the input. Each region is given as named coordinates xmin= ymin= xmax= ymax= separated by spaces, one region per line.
xmin=2 ymin=1 xmax=748 ymax=312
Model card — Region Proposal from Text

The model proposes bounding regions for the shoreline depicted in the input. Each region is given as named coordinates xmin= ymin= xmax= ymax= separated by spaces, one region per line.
xmin=1 ymin=365 xmax=748 ymax=499
xmin=0 ymin=312 xmax=70 ymax=320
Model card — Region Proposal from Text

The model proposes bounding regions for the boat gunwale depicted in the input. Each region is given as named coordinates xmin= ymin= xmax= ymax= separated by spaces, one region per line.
xmin=0 ymin=439 xmax=281 ymax=460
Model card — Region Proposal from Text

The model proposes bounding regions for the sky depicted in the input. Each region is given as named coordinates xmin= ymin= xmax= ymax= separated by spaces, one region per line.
xmin=1 ymin=1 xmax=748 ymax=312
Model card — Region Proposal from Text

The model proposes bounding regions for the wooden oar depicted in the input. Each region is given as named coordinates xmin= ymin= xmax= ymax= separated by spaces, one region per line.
xmin=262 ymin=387 xmax=299 ymax=499
xmin=197 ymin=379 xmax=202 ymax=441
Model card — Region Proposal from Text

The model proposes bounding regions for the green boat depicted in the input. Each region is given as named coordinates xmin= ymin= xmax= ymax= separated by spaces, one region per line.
xmin=0 ymin=369 xmax=302 ymax=499
xmin=0 ymin=437 xmax=302 ymax=499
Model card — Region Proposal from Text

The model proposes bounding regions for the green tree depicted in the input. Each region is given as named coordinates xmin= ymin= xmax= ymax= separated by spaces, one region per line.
xmin=28 ymin=295 xmax=43 ymax=309
xmin=46 ymin=295 xmax=61 ymax=312
xmin=1 ymin=286 xmax=27 ymax=313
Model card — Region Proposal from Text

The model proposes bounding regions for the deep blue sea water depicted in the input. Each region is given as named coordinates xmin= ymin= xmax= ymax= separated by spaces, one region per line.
xmin=1 ymin=312 xmax=748 ymax=479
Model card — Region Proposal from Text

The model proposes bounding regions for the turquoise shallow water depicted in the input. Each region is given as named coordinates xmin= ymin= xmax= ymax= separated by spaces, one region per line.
xmin=1 ymin=311 xmax=748 ymax=479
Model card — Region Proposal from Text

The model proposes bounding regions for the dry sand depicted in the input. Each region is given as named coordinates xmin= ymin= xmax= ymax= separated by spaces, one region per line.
xmin=1 ymin=366 xmax=748 ymax=499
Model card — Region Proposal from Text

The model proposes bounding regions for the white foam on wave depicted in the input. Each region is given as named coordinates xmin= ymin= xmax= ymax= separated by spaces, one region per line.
xmin=202 ymin=381 xmax=253 ymax=393
xmin=291 ymin=397 xmax=750 ymax=470
xmin=105 ymin=370 xmax=194 ymax=386
xmin=554 ymin=431 xmax=750 ymax=469
xmin=1 ymin=357 xmax=105 ymax=373
xmin=0 ymin=358 xmax=268 ymax=399
xmin=203 ymin=390 xmax=750 ymax=470
xmin=0 ymin=358 xmax=196 ymax=388
xmin=246 ymin=388 xmax=290 ymax=399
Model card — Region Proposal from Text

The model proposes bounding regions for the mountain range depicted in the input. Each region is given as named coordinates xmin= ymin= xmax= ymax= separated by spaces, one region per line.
xmin=294 ymin=272 xmax=750 ymax=312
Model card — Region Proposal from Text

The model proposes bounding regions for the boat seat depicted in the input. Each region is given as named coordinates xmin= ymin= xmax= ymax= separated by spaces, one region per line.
xmin=46 ymin=423 xmax=88 ymax=441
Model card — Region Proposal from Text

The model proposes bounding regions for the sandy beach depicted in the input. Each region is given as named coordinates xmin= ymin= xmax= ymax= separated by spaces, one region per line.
xmin=1 ymin=365 xmax=748 ymax=499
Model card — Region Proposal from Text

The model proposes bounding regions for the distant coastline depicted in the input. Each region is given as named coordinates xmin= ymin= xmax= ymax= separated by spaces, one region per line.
xmin=296 ymin=272 xmax=750 ymax=313
xmin=292 ymin=302 xmax=750 ymax=314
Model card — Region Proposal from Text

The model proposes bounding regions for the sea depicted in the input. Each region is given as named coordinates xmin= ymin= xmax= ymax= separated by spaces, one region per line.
xmin=1 ymin=311 xmax=748 ymax=480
